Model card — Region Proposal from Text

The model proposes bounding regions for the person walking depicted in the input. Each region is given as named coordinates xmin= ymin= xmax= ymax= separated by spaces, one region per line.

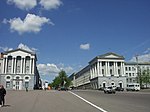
xmin=0 ymin=85 xmax=3 ymax=107
xmin=0 ymin=85 xmax=6 ymax=107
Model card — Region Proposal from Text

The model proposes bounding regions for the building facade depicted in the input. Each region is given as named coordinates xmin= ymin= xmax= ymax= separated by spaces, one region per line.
xmin=70 ymin=52 xmax=150 ymax=89
xmin=0 ymin=49 xmax=41 ymax=90
xmin=125 ymin=62 xmax=150 ymax=87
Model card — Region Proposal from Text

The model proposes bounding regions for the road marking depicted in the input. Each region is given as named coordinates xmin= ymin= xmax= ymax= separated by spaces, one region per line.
xmin=69 ymin=91 xmax=108 ymax=112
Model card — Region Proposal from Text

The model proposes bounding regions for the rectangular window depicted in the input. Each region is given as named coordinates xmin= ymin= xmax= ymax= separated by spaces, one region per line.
xmin=6 ymin=81 xmax=10 ymax=88
xmin=25 ymin=82 xmax=29 ymax=88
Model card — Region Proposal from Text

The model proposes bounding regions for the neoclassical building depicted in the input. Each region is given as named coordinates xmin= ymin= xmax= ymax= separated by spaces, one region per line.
xmin=70 ymin=52 xmax=150 ymax=89
xmin=0 ymin=49 xmax=41 ymax=90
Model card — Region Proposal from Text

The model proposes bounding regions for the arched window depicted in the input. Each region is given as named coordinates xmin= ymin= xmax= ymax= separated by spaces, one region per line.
xmin=6 ymin=76 xmax=11 ymax=79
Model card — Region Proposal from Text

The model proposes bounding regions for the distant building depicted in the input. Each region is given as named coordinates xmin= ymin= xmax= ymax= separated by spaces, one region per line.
xmin=125 ymin=62 xmax=150 ymax=87
xmin=0 ymin=49 xmax=41 ymax=90
xmin=69 ymin=52 xmax=150 ymax=89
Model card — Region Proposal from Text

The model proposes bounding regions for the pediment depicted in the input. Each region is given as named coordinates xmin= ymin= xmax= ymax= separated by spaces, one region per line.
xmin=104 ymin=54 xmax=120 ymax=58
xmin=4 ymin=49 xmax=35 ymax=57
xmin=98 ymin=52 xmax=124 ymax=59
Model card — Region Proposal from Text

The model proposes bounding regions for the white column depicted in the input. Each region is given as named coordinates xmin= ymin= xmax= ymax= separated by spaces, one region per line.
xmin=2 ymin=58 xmax=5 ymax=74
xmin=107 ymin=62 xmax=110 ymax=76
xmin=32 ymin=58 xmax=35 ymax=74
xmin=14 ymin=58 xmax=16 ymax=74
xmin=11 ymin=58 xmax=14 ymax=74
xmin=116 ymin=62 xmax=118 ymax=75
xmin=5 ymin=58 xmax=8 ymax=74
xmin=113 ymin=62 xmax=116 ymax=75
xmin=99 ymin=62 xmax=102 ymax=75
xmin=92 ymin=66 xmax=94 ymax=78
xmin=95 ymin=63 xmax=97 ymax=77
xmin=23 ymin=58 xmax=26 ymax=74
xmin=121 ymin=62 xmax=123 ymax=75
xmin=105 ymin=62 xmax=107 ymax=76
xmin=30 ymin=58 xmax=32 ymax=74
xmin=20 ymin=58 xmax=23 ymax=74
xmin=97 ymin=61 xmax=100 ymax=76
xmin=90 ymin=66 xmax=92 ymax=79
xmin=123 ymin=62 xmax=125 ymax=76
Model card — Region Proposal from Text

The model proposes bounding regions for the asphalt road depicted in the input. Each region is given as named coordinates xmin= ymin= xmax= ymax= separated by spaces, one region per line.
xmin=0 ymin=90 xmax=150 ymax=112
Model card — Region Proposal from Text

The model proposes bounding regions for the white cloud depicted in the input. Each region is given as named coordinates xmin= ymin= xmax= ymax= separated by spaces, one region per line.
xmin=18 ymin=43 xmax=37 ymax=53
xmin=0 ymin=43 xmax=37 ymax=53
xmin=144 ymin=48 xmax=150 ymax=54
xmin=4 ymin=13 xmax=52 ymax=34
xmin=37 ymin=63 xmax=74 ymax=76
xmin=80 ymin=43 xmax=90 ymax=50
xmin=0 ymin=46 xmax=13 ymax=51
xmin=130 ymin=54 xmax=150 ymax=62
xmin=7 ymin=0 xmax=37 ymax=10
xmin=39 ymin=0 xmax=62 ymax=10
xmin=130 ymin=48 xmax=150 ymax=62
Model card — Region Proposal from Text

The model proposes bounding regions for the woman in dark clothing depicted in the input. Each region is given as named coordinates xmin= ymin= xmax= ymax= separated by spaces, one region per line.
xmin=0 ymin=85 xmax=3 ymax=107
xmin=0 ymin=85 xmax=6 ymax=107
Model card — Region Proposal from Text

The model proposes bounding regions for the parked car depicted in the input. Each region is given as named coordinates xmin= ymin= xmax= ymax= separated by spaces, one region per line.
xmin=104 ymin=86 xmax=116 ymax=94
xmin=126 ymin=83 xmax=140 ymax=91
xmin=58 ymin=87 xmax=68 ymax=91
xmin=115 ymin=87 xmax=124 ymax=91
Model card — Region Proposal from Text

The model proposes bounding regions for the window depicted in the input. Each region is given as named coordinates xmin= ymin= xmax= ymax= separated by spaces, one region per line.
xmin=129 ymin=67 xmax=131 ymax=71
xmin=110 ymin=69 xmax=113 ymax=76
xmin=109 ymin=62 xmax=113 ymax=66
xmin=129 ymin=73 xmax=131 ymax=77
xmin=6 ymin=81 xmax=10 ymax=88
xmin=25 ymin=82 xmax=29 ymax=88
xmin=118 ymin=69 xmax=121 ymax=75
xmin=102 ymin=69 xmax=104 ymax=75
xmin=102 ymin=62 xmax=105 ymax=66
xmin=125 ymin=67 xmax=128 ymax=71
xmin=111 ymin=83 xmax=114 ymax=86
xmin=6 ymin=76 xmax=11 ymax=79
xmin=117 ymin=62 xmax=121 ymax=66
xmin=25 ymin=77 xmax=29 ymax=80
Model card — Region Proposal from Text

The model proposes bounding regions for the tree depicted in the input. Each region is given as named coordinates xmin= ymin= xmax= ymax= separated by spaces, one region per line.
xmin=50 ymin=70 xmax=72 ymax=89
xmin=141 ymin=69 xmax=150 ymax=88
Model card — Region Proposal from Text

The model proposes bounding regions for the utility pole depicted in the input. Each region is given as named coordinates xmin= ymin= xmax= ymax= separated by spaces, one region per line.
xmin=135 ymin=55 xmax=141 ymax=88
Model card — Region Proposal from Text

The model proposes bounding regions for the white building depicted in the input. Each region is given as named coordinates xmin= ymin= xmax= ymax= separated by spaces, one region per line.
xmin=125 ymin=62 xmax=150 ymax=87
xmin=70 ymin=52 xmax=150 ymax=90
xmin=0 ymin=49 xmax=41 ymax=90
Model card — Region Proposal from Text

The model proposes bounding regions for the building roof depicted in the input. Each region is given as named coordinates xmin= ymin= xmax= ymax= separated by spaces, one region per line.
xmin=3 ymin=48 xmax=35 ymax=55
xmin=89 ymin=52 xmax=125 ymax=64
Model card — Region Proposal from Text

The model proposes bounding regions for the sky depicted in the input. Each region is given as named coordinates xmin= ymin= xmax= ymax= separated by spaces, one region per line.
xmin=0 ymin=0 xmax=150 ymax=82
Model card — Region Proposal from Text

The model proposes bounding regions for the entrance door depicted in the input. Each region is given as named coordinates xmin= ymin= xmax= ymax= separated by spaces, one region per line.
xmin=119 ymin=83 xmax=123 ymax=88
xmin=16 ymin=81 xmax=20 ymax=90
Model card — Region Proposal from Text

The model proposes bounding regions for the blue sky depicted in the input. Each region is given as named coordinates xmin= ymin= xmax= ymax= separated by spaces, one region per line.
xmin=0 ymin=0 xmax=150 ymax=82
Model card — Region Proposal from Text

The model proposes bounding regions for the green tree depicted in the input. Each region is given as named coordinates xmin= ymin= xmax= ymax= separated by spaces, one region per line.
xmin=50 ymin=70 xmax=72 ymax=89
xmin=141 ymin=69 xmax=150 ymax=88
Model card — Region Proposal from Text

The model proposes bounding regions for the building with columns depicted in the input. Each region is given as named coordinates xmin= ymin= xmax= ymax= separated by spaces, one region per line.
xmin=70 ymin=52 xmax=150 ymax=90
xmin=89 ymin=52 xmax=126 ymax=89
xmin=0 ymin=49 xmax=41 ymax=90
xmin=70 ymin=52 xmax=126 ymax=89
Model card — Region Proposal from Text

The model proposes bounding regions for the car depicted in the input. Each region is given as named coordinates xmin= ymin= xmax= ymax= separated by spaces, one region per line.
xmin=104 ymin=86 xmax=116 ymax=94
xmin=58 ymin=87 xmax=68 ymax=91
xmin=115 ymin=87 xmax=124 ymax=91
xmin=126 ymin=83 xmax=140 ymax=91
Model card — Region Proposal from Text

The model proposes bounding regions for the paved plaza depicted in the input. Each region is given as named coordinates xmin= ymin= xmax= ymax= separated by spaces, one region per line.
xmin=0 ymin=90 xmax=150 ymax=112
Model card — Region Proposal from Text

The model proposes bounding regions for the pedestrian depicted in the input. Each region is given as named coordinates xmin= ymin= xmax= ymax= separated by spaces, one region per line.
xmin=0 ymin=85 xmax=3 ymax=107
xmin=0 ymin=85 xmax=6 ymax=107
